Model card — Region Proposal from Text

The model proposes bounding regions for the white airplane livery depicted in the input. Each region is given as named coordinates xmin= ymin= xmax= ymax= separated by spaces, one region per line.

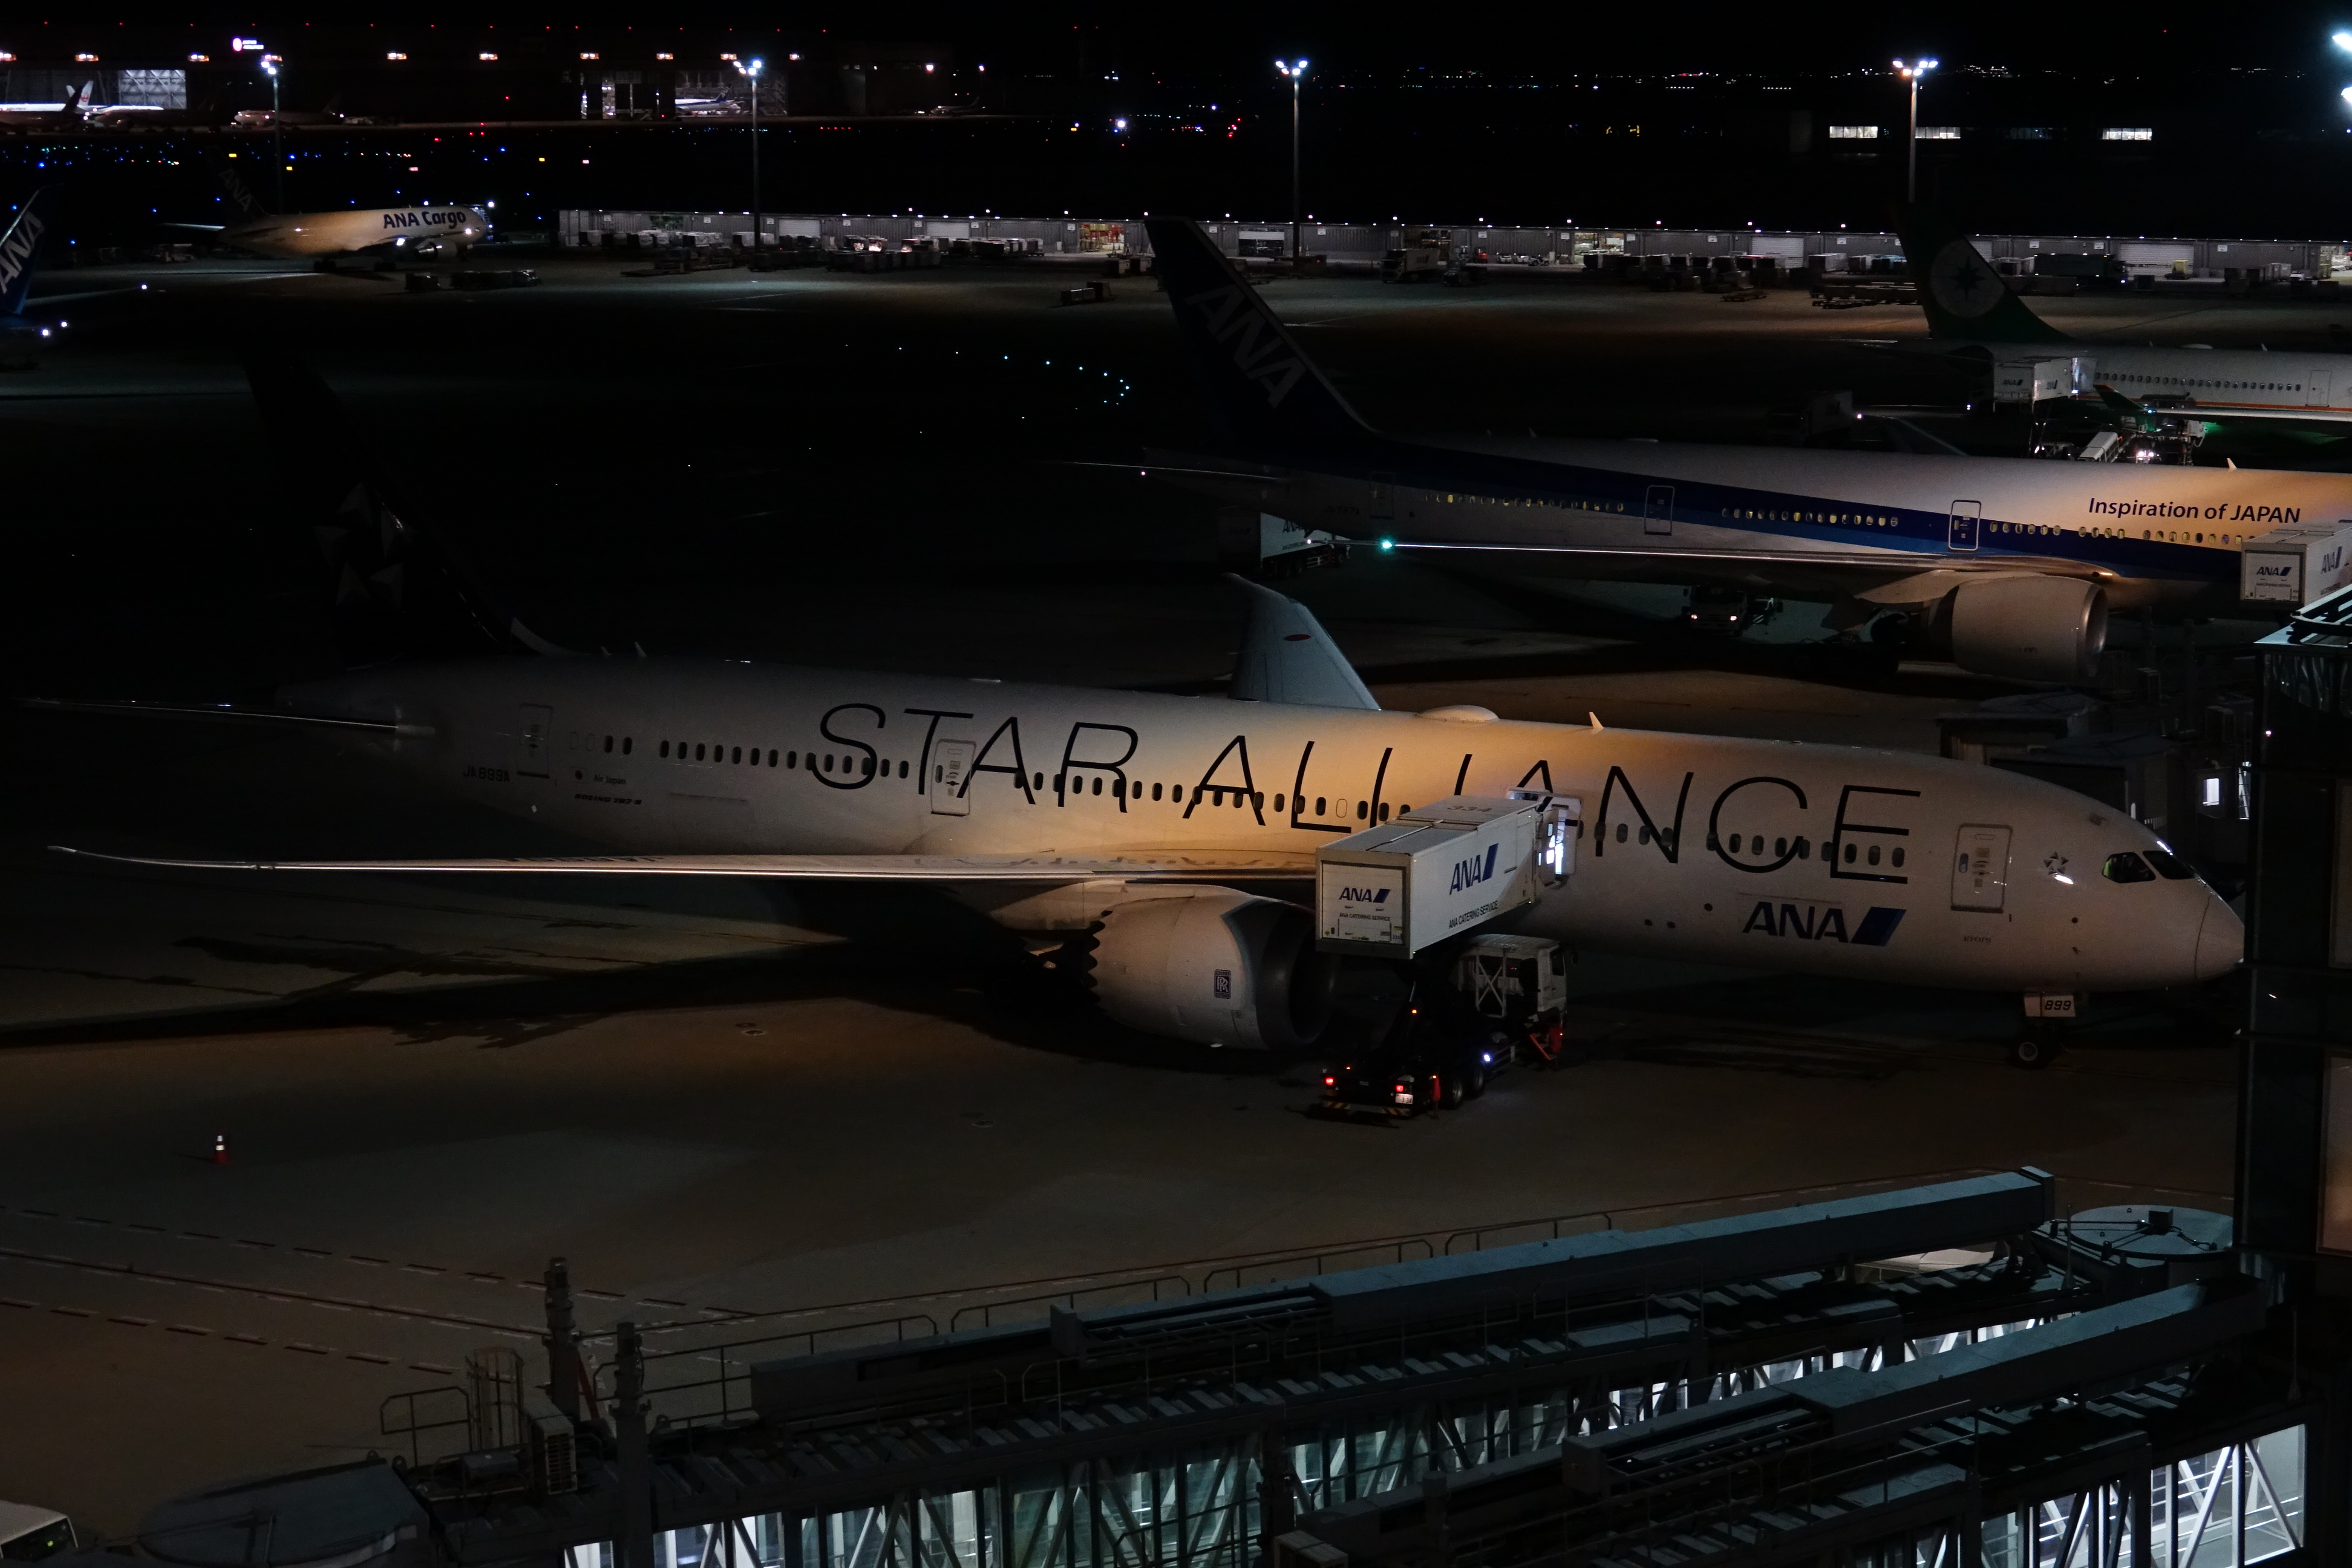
xmin=1904 ymin=206 xmax=2352 ymax=423
xmin=46 ymin=358 xmax=2241 ymax=1055
xmin=1139 ymin=218 xmax=2352 ymax=685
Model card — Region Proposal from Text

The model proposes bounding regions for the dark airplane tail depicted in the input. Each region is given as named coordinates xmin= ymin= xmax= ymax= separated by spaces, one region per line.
xmin=243 ymin=353 xmax=558 ymax=666
xmin=1143 ymin=218 xmax=1378 ymax=457
xmin=0 ymin=188 xmax=53 ymax=319
xmin=1895 ymin=204 xmax=2068 ymax=345
xmin=214 ymin=156 xmax=268 ymax=220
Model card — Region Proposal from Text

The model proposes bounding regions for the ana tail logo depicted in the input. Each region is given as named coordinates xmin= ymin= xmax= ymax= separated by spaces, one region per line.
xmin=0 ymin=208 xmax=46 ymax=299
xmin=1180 ymin=283 xmax=1308 ymax=408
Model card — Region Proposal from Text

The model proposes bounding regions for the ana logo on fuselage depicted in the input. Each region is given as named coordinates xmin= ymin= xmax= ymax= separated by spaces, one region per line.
xmin=381 ymin=209 xmax=472 ymax=231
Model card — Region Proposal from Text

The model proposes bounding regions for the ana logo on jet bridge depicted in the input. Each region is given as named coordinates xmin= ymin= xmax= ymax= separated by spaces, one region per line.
xmin=1449 ymin=844 xmax=1500 ymax=895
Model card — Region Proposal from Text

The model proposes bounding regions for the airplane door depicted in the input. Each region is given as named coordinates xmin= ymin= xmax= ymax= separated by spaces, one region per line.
xmin=930 ymin=740 xmax=976 ymax=816
xmin=2310 ymin=371 xmax=2333 ymax=410
xmin=1947 ymin=500 xmax=1982 ymax=553
xmin=516 ymin=704 xmax=554 ymax=781
xmin=1951 ymin=823 xmax=2011 ymax=911
xmin=1370 ymin=471 xmax=1396 ymax=521
xmin=1643 ymin=485 xmax=1674 ymax=536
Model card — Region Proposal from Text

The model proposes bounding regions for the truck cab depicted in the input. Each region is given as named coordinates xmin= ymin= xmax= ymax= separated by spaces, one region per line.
xmin=0 ymin=1503 xmax=76 ymax=1561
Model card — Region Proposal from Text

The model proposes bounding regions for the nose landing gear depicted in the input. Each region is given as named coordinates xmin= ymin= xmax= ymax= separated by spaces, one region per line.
xmin=2011 ymin=993 xmax=2081 ymax=1069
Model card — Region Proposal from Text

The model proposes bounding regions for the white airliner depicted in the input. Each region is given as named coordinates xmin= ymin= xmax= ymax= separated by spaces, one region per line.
xmin=174 ymin=162 xmax=485 ymax=260
xmin=1139 ymin=219 xmax=2352 ymax=684
xmin=45 ymin=358 xmax=2241 ymax=1057
xmin=1903 ymin=207 xmax=2352 ymax=422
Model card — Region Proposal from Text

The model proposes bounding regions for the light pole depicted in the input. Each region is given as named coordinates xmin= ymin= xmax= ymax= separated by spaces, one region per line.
xmin=1893 ymin=57 xmax=1936 ymax=206
xmin=260 ymin=54 xmax=284 ymax=211
xmin=739 ymin=57 xmax=764 ymax=255
xmin=1275 ymin=58 xmax=1308 ymax=265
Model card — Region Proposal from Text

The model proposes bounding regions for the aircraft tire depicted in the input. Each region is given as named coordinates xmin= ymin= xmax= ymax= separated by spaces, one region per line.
xmin=2008 ymin=1031 xmax=2060 ymax=1070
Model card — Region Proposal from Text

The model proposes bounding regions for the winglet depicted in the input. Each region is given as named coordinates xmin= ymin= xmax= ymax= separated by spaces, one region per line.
xmin=1226 ymin=574 xmax=1379 ymax=711
xmin=1588 ymin=712 xmax=1604 ymax=731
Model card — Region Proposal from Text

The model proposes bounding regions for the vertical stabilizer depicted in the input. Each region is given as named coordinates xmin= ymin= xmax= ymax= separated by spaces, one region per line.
xmin=1144 ymin=218 xmax=1376 ymax=457
xmin=1895 ymin=204 xmax=2069 ymax=345
xmin=243 ymin=353 xmax=558 ymax=665
xmin=0 ymin=188 xmax=51 ymax=318
xmin=1227 ymin=574 xmax=1379 ymax=710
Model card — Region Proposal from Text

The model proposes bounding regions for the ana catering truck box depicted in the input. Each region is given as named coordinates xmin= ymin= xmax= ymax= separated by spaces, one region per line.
xmin=1316 ymin=795 xmax=1559 ymax=959
xmin=2241 ymin=521 xmax=2352 ymax=605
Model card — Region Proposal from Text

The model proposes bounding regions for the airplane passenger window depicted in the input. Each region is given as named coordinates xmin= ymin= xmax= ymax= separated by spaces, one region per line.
xmin=899 ymin=761 xmax=909 ymax=778
xmin=1152 ymin=783 xmax=1164 ymax=801
xmin=1775 ymin=837 xmax=1787 ymax=857
xmin=823 ymin=755 xmax=833 ymax=772
xmin=1728 ymin=834 xmax=1742 ymax=852
xmin=769 ymin=750 xmax=778 ymax=766
xmin=1273 ymin=794 xmax=1284 ymax=811
xmin=1377 ymin=802 xmax=1388 ymax=821
xmin=864 ymin=757 xmax=876 ymax=776
xmin=1092 ymin=777 xmax=1102 ymax=795
xmin=695 ymin=743 xmax=706 ymax=761
xmin=1357 ymin=801 xmax=1369 ymax=820
xmin=1796 ymin=838 xmax=1809 ymax=858
xmin=1892 ymin=848 xmax=1905 ymax=867
xmin=1867 ymin=844 xmax=1881 ymax=866
xmin=2105 ymin=852 xmax=2157 ymax=883
xmin=604 ymin=736 xmax=614 ymax=753
xmin=661 ymin=741 xmax=670 ymax=758
xmin=788 ymin=751 xmax=797 ymax=768
xmin=623 ymin=739 xmax=633 ymax=756
xmin=733 ymin=747 xmax=742 ymax=764
xmin=1843 ymin=842 xmax=1857 ymax=863
xmin=2142 ymin=848 xmax=2196 ymax=880
xmin=1615 ymin=823 xmax=1628 ymax=843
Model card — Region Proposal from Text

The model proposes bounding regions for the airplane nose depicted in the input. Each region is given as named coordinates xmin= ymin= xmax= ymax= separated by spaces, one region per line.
xmin=2194 ymin=897 xmax=2244 ymax=981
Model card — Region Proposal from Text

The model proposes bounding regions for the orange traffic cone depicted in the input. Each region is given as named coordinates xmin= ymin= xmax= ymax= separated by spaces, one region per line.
xmin=211 ymin=1134 xmax=229 ymax=1166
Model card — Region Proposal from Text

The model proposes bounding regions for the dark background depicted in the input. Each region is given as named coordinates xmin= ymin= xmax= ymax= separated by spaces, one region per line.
xmin=11 ymin=9 xmax=2352 ymax=243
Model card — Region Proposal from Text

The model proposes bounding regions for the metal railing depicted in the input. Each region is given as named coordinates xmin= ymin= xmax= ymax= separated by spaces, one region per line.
xmin=381 ymin=1384 xmax=472 ymax=1468
xmin=600 ymin=1312 xmax=941 ymax=1430
xmin=948 ymin=1274 xmax=1192 ymax=1333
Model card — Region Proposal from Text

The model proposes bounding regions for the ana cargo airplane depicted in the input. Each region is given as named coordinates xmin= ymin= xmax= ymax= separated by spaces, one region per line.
xmin=1899 ymin=207 xmax=2352 ymax=424
xmin=43 ymin=357 xmax=2239 ymax=1061
xmin=174 ymin=160 xmax=485 ymax=261
xmin=1137 ymin=218 xmax=2352 ymax=684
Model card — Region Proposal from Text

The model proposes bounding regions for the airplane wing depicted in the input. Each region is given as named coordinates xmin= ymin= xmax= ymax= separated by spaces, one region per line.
xmin=22 ymin=698 xmax=424 ymax=736
xmin=50 ymin=847 xmax=1316 ymax=883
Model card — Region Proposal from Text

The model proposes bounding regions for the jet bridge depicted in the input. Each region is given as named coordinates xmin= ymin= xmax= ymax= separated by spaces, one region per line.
xmin=126 ymin=1169 xmax=2333 ymax=1568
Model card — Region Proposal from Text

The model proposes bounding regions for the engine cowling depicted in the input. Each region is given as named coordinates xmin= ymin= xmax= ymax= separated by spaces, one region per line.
xmin=1082 ymin=889 xmax=1336 ymax=1050
xmin=1933 ymin=574 xmax=2108 ymax=682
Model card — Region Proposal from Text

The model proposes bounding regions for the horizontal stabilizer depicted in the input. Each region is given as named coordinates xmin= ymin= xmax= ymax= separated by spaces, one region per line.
xmin=51 ymin=847 xmax=1316 ymax=882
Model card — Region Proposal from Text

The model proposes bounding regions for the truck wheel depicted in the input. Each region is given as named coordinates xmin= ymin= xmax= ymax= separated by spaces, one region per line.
xmin=1466 ymin=1064 xmax=1489 ymax=1099
xmin=1437 ymin=1074 xmax=1464 ymax=1110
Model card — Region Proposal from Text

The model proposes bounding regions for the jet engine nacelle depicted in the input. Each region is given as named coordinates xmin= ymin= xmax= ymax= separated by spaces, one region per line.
xmin=1085 ymin=888 xmax=1336 ymax=1050
xmin=1932 ymin=573 xmax=2108 ymax=682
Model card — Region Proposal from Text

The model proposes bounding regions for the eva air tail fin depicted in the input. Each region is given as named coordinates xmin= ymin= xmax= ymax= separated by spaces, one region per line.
xmin=1895 ymin=204 xmax=2068 ymax=345
xmin=243 ymin=353 xmax=563 ymax=666
xmin=0 ymin=188 xmax=54 ymax=319
xmin=1143 ymin=218 xmax=1376 ymax=458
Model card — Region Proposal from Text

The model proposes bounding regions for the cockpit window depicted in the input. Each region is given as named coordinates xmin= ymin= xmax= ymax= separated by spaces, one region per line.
xmin=2143 ymin=848 xmax=2196 ymax=880
xmin=2103 ymin=852 xmax=2157 ymax=884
